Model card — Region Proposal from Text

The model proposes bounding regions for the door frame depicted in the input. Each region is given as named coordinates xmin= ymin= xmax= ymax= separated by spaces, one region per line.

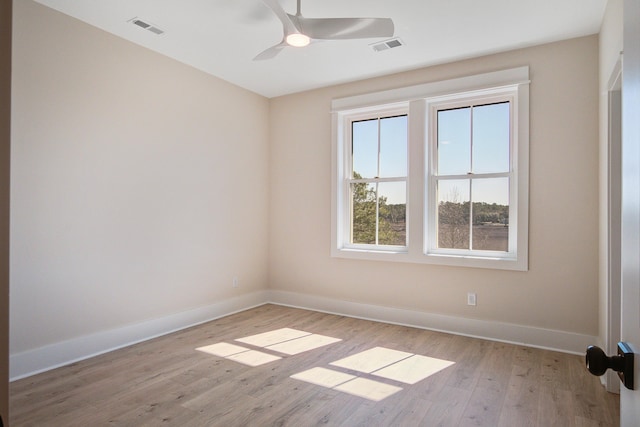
xmin=606 ymin=58 xmax=623 ymax=394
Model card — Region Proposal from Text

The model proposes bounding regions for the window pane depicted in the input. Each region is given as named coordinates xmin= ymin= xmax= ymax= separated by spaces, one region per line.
xmin=379 ymin=115 xmax=408 ymax=178
xmin=351 ymin=182 xmax=377 ymax=244
xmin=352 ymin=119 xmax=378 ymax=179
xmin=473 ymin=102 xmax=510 ymax=174
xmin=472 ymin=178 xmax=509 ymax=251
xmin=437 ymin=179 xmax=470 ymax=249
xmin=438 ymin=107 xmax=471 ymax=175
xmin=378 ymin=182 xmax=406 ymax=246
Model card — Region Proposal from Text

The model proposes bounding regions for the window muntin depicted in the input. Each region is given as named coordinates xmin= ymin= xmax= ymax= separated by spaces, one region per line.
xmin=348 ymin=113 xmax=408 ymax=248
xmin=429 ymin=97 xmax=514 ymax=258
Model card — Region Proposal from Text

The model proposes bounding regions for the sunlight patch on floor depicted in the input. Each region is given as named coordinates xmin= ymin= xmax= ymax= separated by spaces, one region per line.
xmin=290 ymin=367 xmax=356 ymax=388
xmin=334 ymin=377 xmax=403 ymax=402
xmin=291 ymin=346 xmax=455 ymax=401
xmin=372 ymin=354 xmax=455 ymax=384
xmin=330 ymin=346 xmax=412 ymax=373
xmin=196 ymin=328 xmax=341 ymax=367
xmin=235 ymin=327 xmax=342 ymax=355
xmin=225 ymin=350 xmax=282 ymax=367
xmin=195 ymin=342 xmax=282 ymax=367
xmin=196 ymin=342 xmax=249 ymax=357
xmin=235 ymin=328 xmax=311 ymax=347
xmin=266 ymin=333 xmax=342 ymax=355
xmin=291 ymin=366 xmax=402 ymax=401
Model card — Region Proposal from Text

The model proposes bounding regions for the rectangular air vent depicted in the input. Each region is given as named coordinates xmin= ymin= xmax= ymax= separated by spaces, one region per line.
xmin=129 ymin=17 xmax=165 ymax=35
xmin=370 ymin=38 xmax=404 ymax=53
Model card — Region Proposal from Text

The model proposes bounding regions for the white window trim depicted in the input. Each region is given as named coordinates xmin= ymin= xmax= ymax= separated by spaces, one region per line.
xmin=331 ymin=67 xmax=529 ymax=271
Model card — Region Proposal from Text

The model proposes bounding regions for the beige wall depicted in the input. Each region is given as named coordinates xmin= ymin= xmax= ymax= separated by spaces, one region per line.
xmin=1 ymin=0 xmax=10 ymax=423
xmin=11 ymin=1 xmax=269 ymax=355
xmin=269 ymin=35 xmax=600 ymax=336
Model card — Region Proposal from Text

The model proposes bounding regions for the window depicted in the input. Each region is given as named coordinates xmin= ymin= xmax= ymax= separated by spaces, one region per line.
xmin=332 ymin=67 xmax=529 ymax=270
xmin=428 ymin=95 xmax=515 ymax=258
xmin=349 ymin=111 xmax=408 ymax=249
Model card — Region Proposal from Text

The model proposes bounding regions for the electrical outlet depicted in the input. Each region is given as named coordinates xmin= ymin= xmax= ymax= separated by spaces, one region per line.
xmin=233 ymin=277 xmax=239 ymax=288
xmin=467 ymin=292 xmax=477 ymax=306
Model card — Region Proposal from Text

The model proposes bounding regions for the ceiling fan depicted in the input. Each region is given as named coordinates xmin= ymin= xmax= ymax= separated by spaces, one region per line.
xmin=254 ymin=0 xmax=395 ymax=60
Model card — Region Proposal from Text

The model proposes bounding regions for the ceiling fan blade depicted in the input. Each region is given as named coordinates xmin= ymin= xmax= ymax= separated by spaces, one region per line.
xmin=261 ymin=0 xmax=301 ymax=35
xmin=253 ymin=41 xmax=287 ymax=61
xmin=297 ymin=17 xmax=394 ymax=40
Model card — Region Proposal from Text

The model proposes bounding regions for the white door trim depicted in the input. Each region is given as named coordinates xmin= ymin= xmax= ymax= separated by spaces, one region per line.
xmin=606 ymin=58 xmax=622 ymax=393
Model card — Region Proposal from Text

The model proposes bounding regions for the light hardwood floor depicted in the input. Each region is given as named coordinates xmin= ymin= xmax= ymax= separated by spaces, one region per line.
xmin=10 ymin=304 xmax=619 ymax=426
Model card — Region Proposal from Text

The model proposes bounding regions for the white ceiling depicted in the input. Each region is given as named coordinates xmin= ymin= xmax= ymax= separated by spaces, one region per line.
xmin=33 ymin=0 xmax=608 ymax=98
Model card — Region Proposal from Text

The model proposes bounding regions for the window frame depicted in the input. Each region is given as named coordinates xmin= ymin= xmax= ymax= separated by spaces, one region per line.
xmin=331 ymin=67 xmax=529 ymax=270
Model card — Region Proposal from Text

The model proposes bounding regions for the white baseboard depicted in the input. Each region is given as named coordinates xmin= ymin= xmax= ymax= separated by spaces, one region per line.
xmin=267 ymin=290 xmax=596 ymax=355
xmin=9 ymin=291 xmax=269 ymax=381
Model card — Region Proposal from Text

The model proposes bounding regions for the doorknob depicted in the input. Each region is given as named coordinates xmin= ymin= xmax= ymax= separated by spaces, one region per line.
xmin=585 ymin=342 xmax=634 ymax=390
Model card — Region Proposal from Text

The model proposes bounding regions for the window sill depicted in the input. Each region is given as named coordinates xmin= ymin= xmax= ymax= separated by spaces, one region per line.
xmin=331 ymin=247 xmax=527 ymax=271
xmin=423 ymin=252 xmax=527 ymax=271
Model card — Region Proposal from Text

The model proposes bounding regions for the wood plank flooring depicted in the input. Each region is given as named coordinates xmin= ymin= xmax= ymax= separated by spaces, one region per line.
xmin=10 ymin=304 xmax=619 ymax=426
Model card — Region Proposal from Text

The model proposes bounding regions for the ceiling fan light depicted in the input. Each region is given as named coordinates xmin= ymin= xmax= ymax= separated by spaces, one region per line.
xmin=286 ymin=33 xmax=311 ymax=47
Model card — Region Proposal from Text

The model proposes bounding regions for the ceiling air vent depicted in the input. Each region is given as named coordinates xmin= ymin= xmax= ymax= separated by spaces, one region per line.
xmin=370 ymin=38 xmax=404 ymax=53
xmin=129 ymin=17 xmax=165 ymax=35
